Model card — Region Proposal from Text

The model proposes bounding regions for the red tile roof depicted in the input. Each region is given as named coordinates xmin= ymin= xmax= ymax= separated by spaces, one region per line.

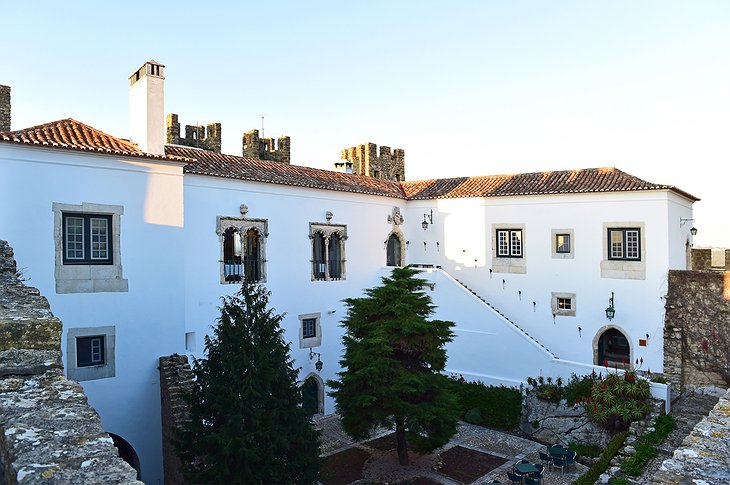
xmin=0 ymin=119 xmax=190 ymax=163
xmin=401 ymin=167 xmax=699 ymax=201
xmin=166 ymin=144 xmax=406 ymax=198
xmin=1 ymin=120 xmax=698 ymax=202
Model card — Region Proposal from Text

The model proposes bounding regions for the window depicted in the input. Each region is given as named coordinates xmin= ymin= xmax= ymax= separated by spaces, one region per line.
xmin=66 ymin=326 xmax=116 ymax=381
xmin=302 ymin=318 xmax=317 ymax=339
xmin=310 ymin=223 xmax=347 ymax=281
xmin=217 ymin=216 xmax=268 ymax=284
xmin=53 ymin=202 xmax=127 ymax=294
xmin=551 ymin=292 xmax=576 ymax=316
xmin=298 ymin=313 xmax=322 ymax=348
xmin=496 ymin=229 xmax=522 ymax=257
xmin=608 ymin=228 xmax=641 ymax=261
xmin=556 ymin=234 xmax=571 ymax=253
xmin=76 ymin=336 xmax=105 ymax=367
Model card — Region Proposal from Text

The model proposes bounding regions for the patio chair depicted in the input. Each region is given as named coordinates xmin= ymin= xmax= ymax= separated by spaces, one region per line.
xmin=534 ymin=463 xmax=544 ymax=475
xmin=507 ymin=471 xmax=523 ymax=483
xmin=566 ymin=450 xmax=577 ymax=471
xmin=521 ymin=458 xmax=531 ymax=464
xmin=538 ymin=451 xmax=552 ymax=470
xmin=524 ymin=477 xmax=540 ymax=485
xmin=552 ymin=457 xmax=566 ymax=474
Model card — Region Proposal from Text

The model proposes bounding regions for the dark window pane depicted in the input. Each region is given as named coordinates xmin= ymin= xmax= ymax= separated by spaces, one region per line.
xmin=77 ymin=336 xmax=105 ymax=367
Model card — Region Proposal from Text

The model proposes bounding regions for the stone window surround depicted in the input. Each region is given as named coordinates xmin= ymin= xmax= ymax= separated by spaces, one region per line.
xmin=66 ymin=325 xmax=116 ymax=381
xmin=53 ymin=202 xmax=128 ymax=294
xmin=600 ymin=222 xmax=646 ymax=280
xmin=298 ymin=312 xmax=322 ymax=349
xmin=491 ymin=223 xmax=526 ymax=274
xmin=551 ymin=228 xmax=575 ymax=259
xmin=385 ymin=229 xmax=406 ymax=267
xmin=216 ymin=216 xmax=268 ymax=284
xmin=551 ymin=292 xmax=577 ymax=317
xmin=309 ymin=222 xmax=347 ymax=281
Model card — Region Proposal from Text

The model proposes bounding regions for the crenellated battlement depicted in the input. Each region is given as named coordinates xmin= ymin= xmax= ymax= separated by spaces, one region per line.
xmin=0 ymin=85 xmax=10 ymax=132
xmin=242 ymin=129 xmax=290 ymax=164
xmin=166 ymin=113 xmax=222 ymax=152
xmin=339 ymin=142 xmax=405 ymax=181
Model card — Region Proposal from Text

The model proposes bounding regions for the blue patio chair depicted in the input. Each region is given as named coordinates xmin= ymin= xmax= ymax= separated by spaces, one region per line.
xmin=534 ymin=463 xmax=544 ymax=475
xmin=538 ymin=451 xmax=552 ymax=470
xmin=552 ymin=457 xmax=566 ymax=474
xmin=507 ymin=471 xmax=523 ymax=483
xmin=524 ymin=477 xmax=540 ymax=485
xmin=566 ymin=450 xmax=577 ymax=471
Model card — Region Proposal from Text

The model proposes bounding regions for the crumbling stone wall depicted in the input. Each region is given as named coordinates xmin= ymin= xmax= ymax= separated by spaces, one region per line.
xmin=520 ymin=394 xmax=612 ymax=447
xmin=341 ymin=142 xmax=405 ymax=181
xmin=159 ymin=355 xmax=193 ymax=485
xmin=0 ymin=240 xmax=141 ymax=484
xmin=166 ymin=114 xmax=221 ymax=152
xmin=242 ymin=129 xmax=290 ymax=164
xmin=664 ymin=270 xmax=730 ymax=393
xmin=690 ymin=248 xmax=712 ymax=271
xmin=651 ymin=387 xmax=730 ymax=484
xmin=0 ymin=85 xmax=9 ymax=133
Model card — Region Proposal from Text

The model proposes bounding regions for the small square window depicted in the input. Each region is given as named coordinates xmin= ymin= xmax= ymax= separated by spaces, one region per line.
xmin=302 ymin=318 xmax=317 ymax=339
xmin=76 ymin=335 xmax=105 ymax=367
xmin=551 ymin=292 xmax=576 ymax=316
xmin=556 ymin=234 xmax=571 ymax=253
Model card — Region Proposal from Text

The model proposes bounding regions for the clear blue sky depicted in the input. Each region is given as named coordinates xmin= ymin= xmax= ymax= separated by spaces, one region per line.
xmin=3 ymin=1 xmax=729 ymax=246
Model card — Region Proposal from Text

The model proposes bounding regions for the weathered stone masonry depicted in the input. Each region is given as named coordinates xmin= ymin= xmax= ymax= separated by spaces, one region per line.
xmin=166 ymin=113 xmax=222 ymax=153
xmin=242 ymin=129 xmax=290 ymax=164
xmin=158 ymin=354 xmax=193 ymax=485
xmin=663 ymin=270 xmax=730 ymax=393
xmin=0 ymin=85 xmax=10 ymax=133
xmin=0 ymin=240 xmax=141 ymax=484
xmin=341 ymin=142 xmax=405 ymax=181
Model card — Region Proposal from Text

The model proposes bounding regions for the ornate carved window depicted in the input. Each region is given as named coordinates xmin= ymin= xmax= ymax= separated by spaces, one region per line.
xmin=217 ymin=216 xmax=268 ymax=284
xmin=309 ymin=222 xmax=347 ymax=281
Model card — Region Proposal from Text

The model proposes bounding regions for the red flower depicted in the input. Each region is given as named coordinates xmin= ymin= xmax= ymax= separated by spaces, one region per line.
xmin=598 ymin=372 xmax=602 ymax=380
xmin=702 ymin=341 xmax=709 ymax=351
xmin=603 ymin=358 xmax=608 ymax=367
xmin=593 ymin=403 xmax=597 ymax=413
xmin=622 ymin=357 xmax=626 ymax=365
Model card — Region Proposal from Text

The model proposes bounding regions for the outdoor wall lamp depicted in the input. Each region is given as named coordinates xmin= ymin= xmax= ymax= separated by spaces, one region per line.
xmin=309 ymin=349 xmax=323 ymax=372
xmin=680 ymin=218 xmax=697 ymax=236
xmin=578 ymin=326 xmax=582 ymax=337
xmin=421 ymin=209 xmax=433 ymax=230
xmin=605 ymin=292 xmax=616 ymax=321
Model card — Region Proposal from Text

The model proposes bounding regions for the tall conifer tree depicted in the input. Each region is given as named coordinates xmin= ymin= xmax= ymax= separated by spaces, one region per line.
xmin=328 ymin=267 xmax=459 ymax=465
xmin=178 ymin=283 xmax=320 ymax=484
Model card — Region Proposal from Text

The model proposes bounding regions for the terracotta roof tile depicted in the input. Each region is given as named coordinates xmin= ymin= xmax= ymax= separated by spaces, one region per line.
xmin=0 ymin=119 xmax=190 ymax=163
xmin=401 ymin=167 xmax=699 ymax=201
xmin=166 ymin=145 xmax=406 ymax=198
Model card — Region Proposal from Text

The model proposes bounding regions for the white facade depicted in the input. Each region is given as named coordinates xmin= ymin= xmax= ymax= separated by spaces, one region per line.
xmin=0 ymin=66 xmax=696 ymax=483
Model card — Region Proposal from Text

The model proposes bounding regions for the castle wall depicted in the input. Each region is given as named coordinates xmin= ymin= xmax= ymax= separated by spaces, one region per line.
xmin=0 ymin=85 xmax=9 ymax=132
xmin=340 ymin=142 xmax=405 ymax=181
xmin=242 ymin=129 xmax=290 ymax=163
xmin=166 ymin=113 xmax=221 ymax=152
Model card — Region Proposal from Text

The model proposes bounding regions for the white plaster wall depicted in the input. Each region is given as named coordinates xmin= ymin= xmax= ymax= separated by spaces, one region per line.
xmin=182 ymin=175 xmax=408 ymax=415
xmin=0 ymin=144 xmax=186 ymax=483
xmin=403 ymin=190 xmax=695 ymax=374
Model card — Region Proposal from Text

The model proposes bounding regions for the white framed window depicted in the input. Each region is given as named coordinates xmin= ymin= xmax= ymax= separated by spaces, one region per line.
xmin=601 ymin=222 xmax=646 ymax=280
xmin=217 ymin=216 xmax=268 ymax=284
xmin=492 ymin=223 xmax=526 ymax=274
xmin=310 ymin=223 xmax=347 ymax=281
xmin=551 ymin=292 xmax=576 ymax=317
xmin=551 ymin=229 xmax=575 ymax=259
xmin=496 ymin=229 xmax=522 ymax=258
xmin=66 ymin=326 xmax=116 ymax=381
xmin=53 ymin=202 xmax=127 ymax=294
xmin=608 ymin=228 xmax=641 ymax=261
xmin=298 ymin=313 xmax=322 ymax=349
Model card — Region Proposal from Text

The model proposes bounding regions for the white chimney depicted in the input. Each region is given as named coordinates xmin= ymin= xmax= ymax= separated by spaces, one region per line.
xmin=128 ymin=60 xmax=165 ymax=155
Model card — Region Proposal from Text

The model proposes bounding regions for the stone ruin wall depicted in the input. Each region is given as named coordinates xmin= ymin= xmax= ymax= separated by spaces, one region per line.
xmin=166 ymin=114 xmax=222 ymax=152
xmin=0 ymin=240 xmax=141 ymax=484
xmin=242 ymin=129 xmax=290 ymax=164
xmin=0 ymin=85 xmax=10 ymax=133
xmin=340 ymin=142 xmax=405 ymax=182
xmin=663 ymin=269 xmax=730 ymax=393
xmin=690 ymin=247 xmax=730 ymax=271
xmin=158 ymin=355 xmax=193 ymax=485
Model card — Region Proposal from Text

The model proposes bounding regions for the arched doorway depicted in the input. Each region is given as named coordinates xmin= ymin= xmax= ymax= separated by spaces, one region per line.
xmin=108 ymin=433 xmax=141 ymax=479
xmin=301 ymin=374 xmax=324 ymax=415
xmin=595 ymin=327 xmax=631 ymax=367
xmin=386 ymin=232 xmax=404 ymax=266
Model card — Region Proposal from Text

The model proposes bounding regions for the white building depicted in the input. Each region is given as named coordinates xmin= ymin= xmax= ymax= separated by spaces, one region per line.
xmin=0 ymin=61 xmax=697 ymax=483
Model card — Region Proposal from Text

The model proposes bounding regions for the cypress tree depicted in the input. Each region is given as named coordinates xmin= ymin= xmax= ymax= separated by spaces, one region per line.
xmin=328 ymin=266 xmax=459 ymax=466
xmin=177 ymin=283 xmax=320 ymax=484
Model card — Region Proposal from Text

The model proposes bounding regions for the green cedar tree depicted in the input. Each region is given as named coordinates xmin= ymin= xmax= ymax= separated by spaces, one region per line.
xmin=328 ymin=266 xmax=459 ymax=465
xmin=177 ymin=282 xmax=321 ymax=484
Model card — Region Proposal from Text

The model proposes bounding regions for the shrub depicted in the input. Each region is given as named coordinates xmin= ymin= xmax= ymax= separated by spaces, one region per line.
xmin=574 ymin=431 xmax=629 ymax=485
xmin=568 ymin=441 xmax=602 ymax=458
xmin=585 ymin=370 xmax=651 ymax=430
xmin=564 ymin=373 xmax=594 ymax=406
xmin=452 ymin=380 xmax=522 ymax=429
xmin=650 ymin=375 xmax=668 ymax=384
xmin=464 ymin=408 xmax=483 ymax=425
xmin=620 ymin=414 xmax=676 ymax=476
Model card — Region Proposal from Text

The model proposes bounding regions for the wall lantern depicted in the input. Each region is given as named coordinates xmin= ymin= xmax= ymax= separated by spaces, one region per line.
xmin=309 ymin=349 xmax=323 ymax=372
xmin=422 ymin=209 xmax=433 ymax=230
xmin=680 ymin=217 xmax=697 ymax=236
xmin=605 ymin=292 xmax=616 ymax=321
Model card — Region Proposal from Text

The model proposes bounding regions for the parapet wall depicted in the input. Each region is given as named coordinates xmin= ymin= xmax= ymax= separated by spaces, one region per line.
xmin=0 ymin=85 xmax=9 ymax=132
xmin=340 ymin=142 xmax=405 ymax=181
xmin=159 ymin=354 xmax=193 ymax=485
xmin=242 ymin=129 xmax=290 ymax=164
xmin=166 ymin=113 xmax=222 ymax=152
xmin=663 ymin=270 xmax=730 ymax=393
xmin=0 ymin=240 xmax=141 ymax=484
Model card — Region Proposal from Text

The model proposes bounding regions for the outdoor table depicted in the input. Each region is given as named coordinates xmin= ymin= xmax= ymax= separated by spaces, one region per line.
xmin=549 ymin=446 xmax=569 ymax=456
xmin=513 ymin=463 xmax=538 ymax=475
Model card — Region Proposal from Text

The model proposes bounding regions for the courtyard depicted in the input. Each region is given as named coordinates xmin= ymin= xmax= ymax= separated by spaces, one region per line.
xmin=316 ymin=415 xmax=587 ymax=485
